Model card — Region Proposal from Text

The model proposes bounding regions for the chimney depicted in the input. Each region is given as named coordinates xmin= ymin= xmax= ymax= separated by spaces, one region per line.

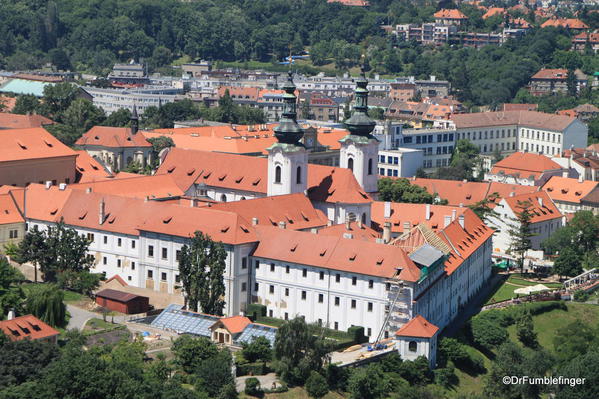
xmin=7 ymin=309 xmax=15 ymax=320
xmin=562 ymin=170 xmax=568 ymax=178
xmin=384 ymin=201 xmax=391 ymax=218
xmin=538 ymin=197 xmax=543 ymax=208
xmin=343 ymin=233 xmax=353 ymax=239
xmin=327 ymin=220 xmax=333 ymax=227
xmin=357 ymin=220 xmax=363 ymax=229
xmin=425 ymin=204 xmax=431 ymax=220
xmin=451 ymin=209 xmax=457 ymax=221
xmin=509 ymin=191 xmax=515 ymax=197
xmin=252 ymin=217 xmax=259 ymax=226
xmin=403 ymin=221 xmax=411 ymax=231
xmin=383 ymin=222 xmax=392 ymax=244
xmin=58 ymin=183 xmax=67 ymax=190
xmin=311 ymin=228 xmax=318 ymax=234
xmin=86 ymin=187 xmax=92 ymax=194
xmin=45 ymin=181 xmax=52 ymax=189
xmin=578 ymin=174 xmax=584 ymax=183
xmin=278 ymin=221 xmax=286 ymax=229
xmin=345 ymin=219 xmax=351 ymax=230
xmin=99 ymin=198 xmax=105 ymax=225
xmin=459 ymin=202 xmax=463 ymax=208
xmin=444 ymin=215 xmax=451 ymax=227
xmin=458 ymin=214 xmax=465 ymax=228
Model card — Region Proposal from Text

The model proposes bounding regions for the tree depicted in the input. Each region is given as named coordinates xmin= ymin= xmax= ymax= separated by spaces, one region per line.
xmin=241 ymin=336 xmax=272 ymax=363
xmin=507 ymin=200 xmax=535 ymax=275
xmin=273 ymin=317 xmax=332 ymax=385
xmin=12 ymin=95 xmax=40 ymax=115
xmin=0 ymin=339 xmax=59 ymax=387
xmin=103 ymin=108 xmax=131 ymax=127
xmin=553 ymin=320 xmax=597 ymax=363
xmin=194 ymin=348 xmax=235 ymax=397
xmin=468 ymin=193 xmax=500 ymax=222
xmin=305 ymin=371 xmax=329 ymax=399
xmin=172 ymin=335 xmax=218 ymax=374
xmin=178 ymin=231 xmax=227 ymax=315
xmin=543 ymin=211 xmax=599 ymax=270
xmin=38 ymin=82 xmax=78 ymax=121
xmin=566 ymin=68 xmax=577 ymax=97
xmin=377 ymin=178 xmax=435 ymax=204
xmin=0 ymin=256 xmax=25 ymax=318
xmin=147 ymin=136 xmax=175 ymax=159
xmin=553 ymin=247 xmax=582 ymax=278
xmin=434 ymin=139 xmax=481 ymax=181
xmin=347 ymin=364 xmax=387 ymax=399
xmin=25 ymin=284 xmax=66 ymax=328
xmin=13 ymin=226 xmax=45 ymax=283
xmin=556 ymin=351 xmax=599 ymax=399
xmin=515 ymin=312 xmax=537 ymax=348
xmin=61 ymin=98 xmax=105 ymax=132
xmin=56 ymin=270 xmax=101 ymax=296
xmin=244 ymin=377 xmax=262 ymax=397
xmin=470 ymin=313 xmax=508 ymax=351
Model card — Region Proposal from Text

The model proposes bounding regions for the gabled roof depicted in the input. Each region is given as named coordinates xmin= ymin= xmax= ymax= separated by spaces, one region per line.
xmin=503 ymin=191 xmax=561 ymax=223
xmin=395 ymin=315 xmax=438 ymax=338
xmin=317 ymin=221 xmax=380 ymax=241
xmin=0 ymin=315 xmax=59 ymax=342
xmin=70 ymin=174 xmax=184 ymax=199
xmin=96 ymin=289 xmax=146 ymax=303
xmin=0 ymin=193 xmax=24 ymax=225
xmin=371 ymin=201 xmax=468 ymax=234
xmin=209 ymin=194 xmax=328 ymax=231
xmin=490 ymin=152 xmax=562 ymax=179
xmin=76 ymin=126 xmax=152 ymax=148
xmin=542 ymin=176 xmax=599 ymax=204
xmin=156 ymin=148 xmax=372 ymax=204
xmin=451 ymin=110 xmax=576 ymax=131
xmin=541 ymin=18 xmax=589 ymax=29
xmin=74 ymin=150 xmax=113 ymax=183
xmin=483 ymin=7 xmax=505 ymax=19
xmin=434 ymin=9 xmax=468 ymax=19
xmin=0 ymin=113 xmax=54 ymax=129
xmin=211 ymin=315 xmax=252 ymax=334
xmin=252 ymin=226 xmax=419 ymax=280
xmin=0 ymin=128 xmax=77 ymax=162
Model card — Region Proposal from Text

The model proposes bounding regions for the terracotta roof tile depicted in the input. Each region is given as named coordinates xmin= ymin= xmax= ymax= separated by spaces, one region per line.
xmin=542 ymin=176 xmax=599 ymax=204
xmin=96 ymin=289 xmax=145 ymax=303
xmin=213 ymin=315 xmax=252 ymax=334
xmin=0 ymin=113 xmax=53 ymax=129
xmin=434 ymin=9 xmax=468 ymax=19
xmin=70 ymin=174 xmax=184 ymax=199
xmin=74 ymin=151 xmax=113 ymax=183
xmin=541 ymin=18 xmax=589 ymax=29
xmin=0 ymin=193 xmax=24 ymax=225
xmin=0 ymin=128 xmax=77 ymax=162
xmin=0 ymin=315 xmax=59 ymax=342
xmin=317 ymin=221 xmax=380 ymax=241
xmin=490 ymin=152 xmax=562 ymax=179
xmin=395 ymin=315 xmax=438 ymax=338
xmin=76 ymin=126 xmax=152 ymax=148
xmin=451 ymin=110 xmax=576 ymax=131
xmin=503 ymin=191 xmax=562 ymax=223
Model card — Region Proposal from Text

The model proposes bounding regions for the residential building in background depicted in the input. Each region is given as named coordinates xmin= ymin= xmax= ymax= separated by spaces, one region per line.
xmin=528 ymin=68 xmax=588 ymax=96
xmin=484 ymin=152 xmax=573 ymax=186
xmin=542 ymin=176 xmax=599 ymax=214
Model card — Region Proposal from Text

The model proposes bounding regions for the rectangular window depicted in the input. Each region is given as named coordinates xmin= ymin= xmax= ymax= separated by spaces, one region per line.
xmin=335 ymin=297 xmax=340 ymax=306
xmin=393 ymin=170 xmax=398 ymax=177
xmin=368 ymin=302 xmax=373 ymax=312
xmin=103 ymin=257 xmax=107 ymax=265
xmin=175 ymin=274 xmax=180 ymax=283
xmin=131 ymin=262 xmax=135 ymax=270
xmin=285 ymin=312 xmax=288 ymax=320
xmin=255 ymin=260 xmax=260 ymax=269
xmin=254 ymin=283 xmax=259 ymax=291
xmin=103 ymin=236 xmax=107 ymax=244
xmin=269 ymin=285 xmax=274 ymax=294
xmin=302 ymin=268 xmax=307 ymax=277
xmin=286 ymin=265 xmax=290 ymax=274
xmin=285 ymin=288 xmax=289 ymax=296
xmin=334 ymin=322 xmax=338 ymax=330
xmin=117 ymin=259 xmax=121 ymax=267
xmin=161 ymin=272 xmax=167 ymax=281
xmin=319 ymin=271 xmax=324 ymax=280
xmin=117 ymin=238 xmax=122 ymax=247
xmin=367 ymin=328 xmax=372 ymax=337
xmin=318 ymin=294 xmax=324 ymax=303
xmin=147 ymin=270 xmax=153 ymax=279
xmin=386 ymin=283 xmax=391 ymax=291
xmin=336 ymin=273 xmax=340 ymax=283
xmin=269 ymin=310 xmax=273 ymax=317
xmin=352 ymin=276 xmax=357 ymax=286
xmin=148 ymin=245 xmax=154 ymax=257
xmin=87 ymin=233 xmax=95 ymax=242
xmin=270 ymin=263 xmax=275 ymax=272
xmin=301 ymin=291 xmax=306 ymax=300
xmin=242 ymin=258 xmax=247 ymax=269
xmin=161 ymin=248 xmax=168 ymax=260
xmin=369 ymin=280 xmax=374 ymax=289
xmin=241 ymin=282 xmax=246 ymax=292
xmin=351 ymin=299 xmax=356 ymax=309
xmin=131 ymin=240 xmax=136 ymax=249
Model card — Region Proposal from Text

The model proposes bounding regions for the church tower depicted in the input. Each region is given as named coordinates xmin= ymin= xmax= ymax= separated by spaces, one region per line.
xmin=267 ymin=72 xmax=308 ymax=197
xmin=340 ymin=67 xmax=379 ymax=193
xmin=130 ymin=103 xmax=139 ymax=135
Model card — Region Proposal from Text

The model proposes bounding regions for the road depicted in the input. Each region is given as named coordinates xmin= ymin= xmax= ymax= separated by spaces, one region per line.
xmin=66 ymin=304 xmax=126 ymax=330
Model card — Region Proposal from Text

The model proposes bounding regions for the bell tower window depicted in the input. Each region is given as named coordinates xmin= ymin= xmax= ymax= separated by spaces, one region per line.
xmin=275 ymin=165 xmax=281 ymax=183
xmin=296 ymin=166 xmax=302 ymax=184
xmin=348 ymin=157 xmax=354 ymax=171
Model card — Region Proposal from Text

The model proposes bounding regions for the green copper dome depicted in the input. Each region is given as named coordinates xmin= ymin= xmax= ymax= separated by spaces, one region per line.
xmin=274 ymin=71 xmax=304 ymax=145
xmin=344 ymin=66 xmax=376 ymax=137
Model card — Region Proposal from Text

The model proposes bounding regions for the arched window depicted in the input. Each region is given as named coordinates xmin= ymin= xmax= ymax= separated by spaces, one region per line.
xmin=220 ymin=194 xmax=227 ymax=202
xmin=296 ymin=166 xmax=302 ymax=184
xmin=275 ymin=165 xmax=281 ymax=183
xmin=368 ymin=158 xmax=373 ymax=175
xmin=240 ymin=196 xmax=246 ymax=200
xmin=348 ymin=157 xmax=354 ymax=171
xmin=409 ymin=341 xmax=418 ymax=352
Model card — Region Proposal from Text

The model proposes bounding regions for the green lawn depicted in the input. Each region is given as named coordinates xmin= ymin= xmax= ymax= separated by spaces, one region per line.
xmin=240 ymin=387 xmax=345 ymax=399
xmin=21 ymin=283 xmax=88 ymax=303
xmin=485 ymin=275 xmax=563 ymax=305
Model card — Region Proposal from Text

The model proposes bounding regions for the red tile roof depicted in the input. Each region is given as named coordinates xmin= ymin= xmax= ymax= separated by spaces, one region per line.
xmin=96 ymin=289 xmax=146 ymax=303
xmin=541 ymin=18 xmax=589 ymax=29
xmin=217 ymin=86 xmax=260 ymax=101
xmin=0 ymin=315 xmax=59 ymax=342
xmin=503 ymin=191 xmax=561 ymax=223
xmin=483 ymin=7 xmax=505 ymax=19
xmin=409 ymin=178 xmax=492 ymax=206
xmin=317 ymin=221 xmax=380 ymax=241
xmin=0 ymin=128 xmax=77 ymax=162
xmin=74 ymin=151 xmax=113 ymax=183
xmin=434 ymin=9 xmax=468 ymax=19
xmin=70 ymin=174 xmax=184 ymax=199
xmin=451 ymin=110 xmax=576 ymax=131
xmin=502 ymin=103 xmax=538 ymax=112
xmin=156 ymin=148 xmax=371 ymax=204
xmin=0 ymin=113 xmax=53 ymax=129
xmin=0 ymin=193 xmax=24 ymax=225
xmin=252 ymin=226 xmax=420 ymax=280
xmin=76 ymin=126 xmax=152 ymax=148
xmin=213 ymin=315 xmax=252 ymax=334
xmin=371 ymin=202 xmax=468 ymax=234
xmin=490 ymin=152 xmax=562 ymax=180
xmin=209 ymin=194 xmax=329 ymax=231
xmin=395 ymin=315 xmax=438 ymax=338
xmin=542 ymin=176 xmax=599 ymax=204
xmin=531 ymin=68 xmax=569 ymax=80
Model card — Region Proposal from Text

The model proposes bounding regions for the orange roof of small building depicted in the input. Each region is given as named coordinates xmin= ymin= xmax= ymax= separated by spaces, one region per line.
xmin=395 ymin=315 xmax=438 ymax=338
xmin=0 ymin=128 xmax=77 ymax=162
xmin=0 ymin=113 xmax=54 ymax=129
xmin=0 ymin=193 xmax=24 ymax=225
xmin=74 ymin=151 xmax=113 ymax=183
xmin=156 ymin=148 xmax=372 ymax=204
xmin=217 ymin=86 xmax=260 ymax=101
xmin=503 ymin=191 xmax=561 ymax=223
xmin=317 ymin=221 xmax=380 ymax=241
xmin=490 ymin=152 xmax=562 ymax=180
xmin=542 ymin=176 xmax=599 ymax=204
xmin=531 ymin=68 xmax=570 ymax=80
xmin=327 ymin=0 xmax=370 ymax=6
xmin=509 ymin=17 xmax=531 ymax=28
xmin=209 ymin=193 xmax=329 ymax=231
xmin=502 ymin=103 xmax=538 ymax=112
xmin=253 ymin=226 xmax=420 ymax=280
xmin=434 ymin=9 xmax=468 ymax=19
xmin=212 ymin=315 xmax=252 ymax=334
xmin=541 ymin=18 xmax=589 ymax=29
xmin=76 ymin=126 xmax=152 ymax=148
xmin=0 ymin=315 xmax=59 ymax=342
xmin=483 ymin=7 xmax=505 ymax=19
xmin=69 ymin=174 xmax=184 ymax=199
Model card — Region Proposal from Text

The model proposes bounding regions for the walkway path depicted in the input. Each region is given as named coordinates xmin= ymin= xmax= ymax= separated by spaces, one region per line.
xmin=235 ymin=373 xmax=280 ymax=393
xmin=66 ymin=304 xmax=127 ymax=330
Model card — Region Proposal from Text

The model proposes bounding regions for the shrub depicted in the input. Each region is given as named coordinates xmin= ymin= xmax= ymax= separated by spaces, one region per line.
xmin=470 ymin=315 xmax=508 ymax=350
xmin=434 ymin=366 xmax=458 ymax=388
xmin=305 ymin=371 xmax=329 ymax=399
xmin=246 ymin=304 xmax=266 ymax=320
xmin=515 ymin=312 xmax=538 ymax=348
xmin=244 ymin=377 xmax=262 ymax=397
xmin=573 ymin=290 xmax=589 ymax=302
xmin=241 ymin=336 xmax=272 ymax=363
xmin=326 ymin=363 xmax=350 ymax=391
xmin=347 ymin=326 xmax=367 ymax=344
xmin=236 ymin=362 xmax=270 ymax=377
